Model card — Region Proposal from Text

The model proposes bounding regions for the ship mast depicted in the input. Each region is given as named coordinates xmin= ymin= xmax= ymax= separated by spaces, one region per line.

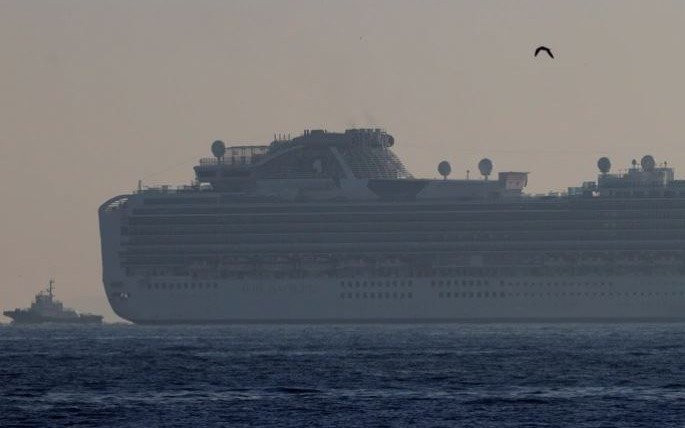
xmin=47 ymin=279 xmax=54 ymax=298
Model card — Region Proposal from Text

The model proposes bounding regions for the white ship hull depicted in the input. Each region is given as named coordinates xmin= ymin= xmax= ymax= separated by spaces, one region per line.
xmin=99 ymin=191 xmax=685 ymax=323
xmin=104 ymin=275 xmax=685 ymax=323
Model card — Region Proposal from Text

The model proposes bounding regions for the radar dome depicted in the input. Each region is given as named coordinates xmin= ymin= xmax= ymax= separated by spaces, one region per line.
xmin=641 ymin=155 xmax=656 ymax=172
xmin=437 ymin=161 xmax=451 ymax=179
xmin=211 ymin=140 xmax=226 ymax=159
xmin=597 ymin=157 xmax=611 ymax=174
xmin=478 ymin=158 xmax=493 ymax=179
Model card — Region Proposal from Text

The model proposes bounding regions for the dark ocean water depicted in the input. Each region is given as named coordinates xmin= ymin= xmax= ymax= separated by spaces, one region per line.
xmin=1 ymin=324 xmax=684 ymax=427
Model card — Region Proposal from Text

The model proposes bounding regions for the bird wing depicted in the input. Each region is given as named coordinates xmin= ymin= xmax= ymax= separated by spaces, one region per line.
xmin=534 ymin=46 xmax=554 ymax=58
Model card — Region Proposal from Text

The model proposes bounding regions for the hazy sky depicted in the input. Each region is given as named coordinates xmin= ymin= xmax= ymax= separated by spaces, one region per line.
xmin=2 ymin=1 xmax=685 ymax=321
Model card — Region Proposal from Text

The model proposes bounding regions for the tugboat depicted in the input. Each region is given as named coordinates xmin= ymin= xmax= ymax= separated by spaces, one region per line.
xmin=3 ymin=279 xmax=103 ymax=324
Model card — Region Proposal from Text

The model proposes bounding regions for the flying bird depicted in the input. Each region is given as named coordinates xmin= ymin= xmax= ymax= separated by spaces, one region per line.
xmin=534 ymin=46 xmax=554 ymax=59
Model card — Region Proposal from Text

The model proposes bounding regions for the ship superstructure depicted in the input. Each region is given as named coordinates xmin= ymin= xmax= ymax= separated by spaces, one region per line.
xmin=99 ymin=129 xmax=685 ymax=323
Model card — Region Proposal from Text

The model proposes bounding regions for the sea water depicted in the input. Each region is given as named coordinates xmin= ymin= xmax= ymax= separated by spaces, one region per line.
xmin=1 ymin=323 xmax=684 ymax=427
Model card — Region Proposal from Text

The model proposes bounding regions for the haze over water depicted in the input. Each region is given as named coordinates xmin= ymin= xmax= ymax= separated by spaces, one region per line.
xmin=2 ymin=1 xmax=685 ymax=320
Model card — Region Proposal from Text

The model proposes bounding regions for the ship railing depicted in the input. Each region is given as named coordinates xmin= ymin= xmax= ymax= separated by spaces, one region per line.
xmin=198 ymin=146 xmax=268 ymax=168
xmin=197 ymin=156 xmax=265 ymax=168
xmin=101 ymin=195 xmax=129 ymax=212
xmin=135 ymin=184 xmax=210 ymax=195
xmin=598 ymin=181 xmax=669 ymax=189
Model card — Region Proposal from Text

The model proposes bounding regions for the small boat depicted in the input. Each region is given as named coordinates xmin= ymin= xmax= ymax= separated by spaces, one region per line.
xmin=3 ymin=279 xmax=103 ymax=325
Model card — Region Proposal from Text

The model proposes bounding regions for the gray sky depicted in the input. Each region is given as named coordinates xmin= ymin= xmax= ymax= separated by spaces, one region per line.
xmin=2 ymin=1 xmax=685 ymax=322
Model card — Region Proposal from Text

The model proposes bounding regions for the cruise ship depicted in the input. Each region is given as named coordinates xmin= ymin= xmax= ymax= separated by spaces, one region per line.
xmin=99 ymin=128 xmax=685 ymax=323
